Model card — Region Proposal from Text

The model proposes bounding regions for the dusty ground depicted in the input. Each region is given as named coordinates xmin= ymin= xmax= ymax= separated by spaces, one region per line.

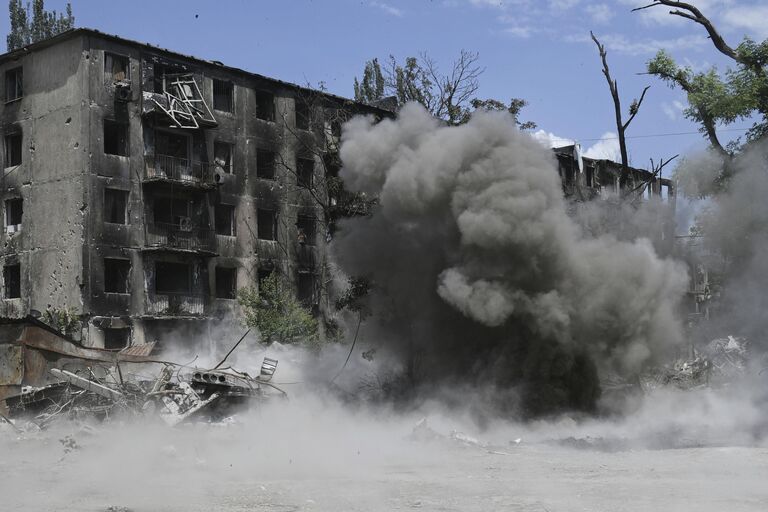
xmin=2 ymin=389 xmax=768 ymax=512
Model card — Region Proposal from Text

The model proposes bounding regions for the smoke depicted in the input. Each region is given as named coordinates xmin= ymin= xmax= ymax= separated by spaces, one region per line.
xmin=332 ymin=104 xmax=688 ymax=415
xmin=676 ymin=141 xmax=768 ymax=348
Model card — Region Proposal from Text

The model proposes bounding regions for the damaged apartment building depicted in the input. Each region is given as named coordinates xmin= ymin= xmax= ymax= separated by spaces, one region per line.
xmin=0 ymin=28 xmax=387 ymax=349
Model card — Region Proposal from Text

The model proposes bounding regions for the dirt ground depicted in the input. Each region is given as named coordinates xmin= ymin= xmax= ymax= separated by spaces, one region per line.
xmin=2 ymin=393 xmax=767 ymax=512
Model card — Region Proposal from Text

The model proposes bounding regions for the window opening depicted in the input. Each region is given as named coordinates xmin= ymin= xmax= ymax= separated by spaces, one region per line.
xmin=215 ymin=204 xmax=235 ymax=236
xmin=104 ymin=120 xmax=129 ymax=156
xmin=104 ymin=53 xmax=130 ymax=83
xmin=297 ymin=158 xmax=314 ymax=188
xmin=5 ymin=67 xmax=22 ymax=102
xmin=4 ymin=133 xmax=22 ymax=167
xmin=213 ymin=79 xmax=234 ymax=113
xmin=215 ymin=267 xmax=237 ymax=299
xmin=104 ymin=189 xmax=128 ymax=224
xmin=214 ymin=141 xmax=232 ymax=173
xmin=3 ymin=264 xmax=20 ymax=298
xmin=257 ymin=209 xmax=276 ymax=241
xmin=296 ymin=215 xmax=315 ymax=246
xmin=155 ymin=262 xmax=192 ymax=294
xmin=104 ymin=328 xmax=130 ymax=350
xmin=255 ymin=90 xmax=275 ymax=121
xmin=5 ymin=198 xmax=22 ymax=230
xmin=104 ymin=258 xmax=131 ymax=293
xmin=256 ymin=150 xmax=275 ymax=180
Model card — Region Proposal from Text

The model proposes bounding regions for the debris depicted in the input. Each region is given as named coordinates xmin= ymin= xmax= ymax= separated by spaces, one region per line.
xmin=2 ymin=356 xmax=286 ymax=430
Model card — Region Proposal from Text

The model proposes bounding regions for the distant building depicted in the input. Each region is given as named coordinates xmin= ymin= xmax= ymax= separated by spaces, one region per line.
xmin=0 ymin=28 xmax=387 ymax=349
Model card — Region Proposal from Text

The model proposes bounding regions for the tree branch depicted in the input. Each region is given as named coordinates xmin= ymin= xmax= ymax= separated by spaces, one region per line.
xmin=632 ymin=1 xmax=738 ymax=61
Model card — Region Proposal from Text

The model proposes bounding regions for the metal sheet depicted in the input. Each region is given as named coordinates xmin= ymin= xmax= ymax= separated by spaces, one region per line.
xmin=0 ymin=344 xmax=24 ymax=385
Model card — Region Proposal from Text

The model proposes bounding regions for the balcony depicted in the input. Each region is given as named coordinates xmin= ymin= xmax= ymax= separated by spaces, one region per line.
xmin=144 ymin=154 xmax=219 ymax=188
xmin=146 ymin=292 xmax=206 ymax=317
xmin=144 ymin=222 xmax=217 ymax=255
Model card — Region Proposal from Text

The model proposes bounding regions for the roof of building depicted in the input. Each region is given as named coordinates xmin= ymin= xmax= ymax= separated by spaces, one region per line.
xmin=0 ymin=27 xmax=394 ymax=115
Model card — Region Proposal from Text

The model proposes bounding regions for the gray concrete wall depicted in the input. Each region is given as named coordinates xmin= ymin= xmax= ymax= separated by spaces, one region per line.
xmin=0 ymin=35 xmax=89 ymax=324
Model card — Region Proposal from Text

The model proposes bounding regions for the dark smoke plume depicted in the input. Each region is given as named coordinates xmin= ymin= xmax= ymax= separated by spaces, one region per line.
xmin=333 ymin=104 xmax=687 ymax=416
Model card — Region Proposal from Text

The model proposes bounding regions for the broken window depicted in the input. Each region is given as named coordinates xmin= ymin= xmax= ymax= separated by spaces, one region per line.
xmin=563 ymin=162 xmax=575 ymax=186
xmin=214 ymin=141 xmax=233 ymax=174
xmin=257 ymin=208 xmax=277 ymax=241
xmin=104 ymin=328 xmax=130 ymax=350
xmin=297 ymin=270 xmax=314 ymax=307
xmin=585 ymin=165 xmax=594 ymax=188
xmin=295 ymin=100 xmax=310 ymax=131
xmin=255 ymin=90 xmax=275 ymax=121
xmin=153 ymin=197 xmax=190 ymax=226
xmin=5 ymin=198 xmax=22 ymax=230
xmin=296 ymin=215 xmax=315 ymax=246
xmin=5 ymin=67 xmax=22 ymax=102
xmin=155 ymin=131 xmax=188 ymax=159
xmin=104 ymin=120 xmax=129 ymax=156
xmin=155 ymin=261 xmax=192 ymax=294
xmin=104 ymin=53 xmax=130 ymax=84
xmin=3 ymin=263 xmax=20 ymax=299
xmin=215 ymin=267 xmax=237 ymax=299
xmin=297 ymin=158 xmax=314 ymax=188
xmin=257 ymin=268 xmax=272 ymax=291
xmin=104 ymin=258 xmax=131 ymax=293
xmin=4 ymin=133 xmax=22 ymax=167
xmin=215 ymin=204 xmax=235 ymax=236
xmin=104 ymin=188 xmax=128 ymax=224
xmin=213 ymin=78 xmax=234 ymax=113
xmin=256 ymin=150 xmax=275 ymax=180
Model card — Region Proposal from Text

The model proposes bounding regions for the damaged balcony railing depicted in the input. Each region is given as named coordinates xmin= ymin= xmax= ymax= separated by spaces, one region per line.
xmin=146 ymin=292 xmax=207 ymax=316
xmin=144 ymin=154 xmax=218 ymax=187
xmin=145 ymin=222 xmax=216 ymax=253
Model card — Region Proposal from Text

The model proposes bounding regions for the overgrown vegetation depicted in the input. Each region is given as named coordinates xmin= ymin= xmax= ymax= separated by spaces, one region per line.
xmin=354 ymin=52 xmax=535 ymax=128
xmin=7 ymin=0 xmax=74 ymax=51
xmin=41 ymin=306 xmax=80 ymax=338
xmin=238 ymin=272 xmax=318 ymax=345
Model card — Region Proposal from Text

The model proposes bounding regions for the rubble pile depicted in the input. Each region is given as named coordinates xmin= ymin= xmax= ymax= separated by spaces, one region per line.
xmin=639 ymin=336 xmax=751 ymax=392
xmin=1 ymin=357 xmax=286 ymax=431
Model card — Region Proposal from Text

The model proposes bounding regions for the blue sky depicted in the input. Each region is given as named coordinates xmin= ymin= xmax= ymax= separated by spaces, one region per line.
xmin=3 ymin=0 xmax=765 ymax=171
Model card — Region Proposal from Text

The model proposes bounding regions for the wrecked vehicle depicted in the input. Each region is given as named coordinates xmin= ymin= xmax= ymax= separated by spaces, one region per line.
xmin=0 ymin=317 xmax=286 ymax=430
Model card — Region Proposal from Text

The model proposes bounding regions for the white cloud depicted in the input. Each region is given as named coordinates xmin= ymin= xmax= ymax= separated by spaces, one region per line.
xmin=722 ymin=5 xmax=768 ymax=40
xmin=532 ymin=129 xmax=574 ymax=148
xmin=503 ymin=24 xmax=535 ymax=38
xmin=532 ymin=130 xmax=621 ymax=163
xmin=370 ymin=1 xmax=403 ymax=17
xmin=662 ymin=99 xmax=686 ymax=121
xmin=550 ymin=0 xmax=580 ymax=10
xmin=586 ymin=3 xmax=614 ymax=24
xmin=568 ymin=33 xmax=707 ymax=56
xmin=583 ymin=132 xmax=621 ymax=162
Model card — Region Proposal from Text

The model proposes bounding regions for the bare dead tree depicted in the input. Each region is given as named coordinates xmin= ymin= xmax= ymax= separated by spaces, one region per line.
xmin=628 ymin=154 xmax=679 ymax=203
xmin=383 ymin=50 xmax=484 ymax=125
xmin=591 ymin=31 xmax=650 ymax=191
xmin=423 ymin=50 xmax=483 ymax=124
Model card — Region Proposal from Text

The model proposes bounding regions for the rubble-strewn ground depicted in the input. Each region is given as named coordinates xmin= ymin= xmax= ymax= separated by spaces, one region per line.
xmin=2 ymin=387 xmax=768 ymax=512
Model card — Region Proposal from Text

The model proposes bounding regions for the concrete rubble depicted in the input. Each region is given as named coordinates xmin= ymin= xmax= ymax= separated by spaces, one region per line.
xmin=0 ymin=318 xmax=287 ymax=431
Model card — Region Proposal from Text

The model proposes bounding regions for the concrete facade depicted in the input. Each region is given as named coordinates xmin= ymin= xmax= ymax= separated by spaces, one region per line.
xmin=0 ymin=29 xmax=386 ymax=349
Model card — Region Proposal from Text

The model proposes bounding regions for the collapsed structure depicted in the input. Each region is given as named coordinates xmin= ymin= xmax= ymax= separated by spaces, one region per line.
xmin=0 ymin=316 xmax=284 ymax=424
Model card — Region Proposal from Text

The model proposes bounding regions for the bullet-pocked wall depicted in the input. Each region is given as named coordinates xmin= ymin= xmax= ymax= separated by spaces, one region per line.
xmin=0 ymin=34 xmax=90 ymax=328
xmin=0 ymin=29 xmax=391 ymax=349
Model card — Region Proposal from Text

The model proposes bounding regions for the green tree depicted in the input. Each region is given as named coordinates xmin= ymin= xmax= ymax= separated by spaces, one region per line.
xmin=353 ymin=58 xmax=385 ymax=104
xmin=354 ymin=51 xmax=535 ymax=128
xmin=238 ymin=272 xmax=318 ymax=345
xmin=639 ymin=1 xmax=768 ymax=162
xmin=7 ymin=0 xmax=74 ymax=52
